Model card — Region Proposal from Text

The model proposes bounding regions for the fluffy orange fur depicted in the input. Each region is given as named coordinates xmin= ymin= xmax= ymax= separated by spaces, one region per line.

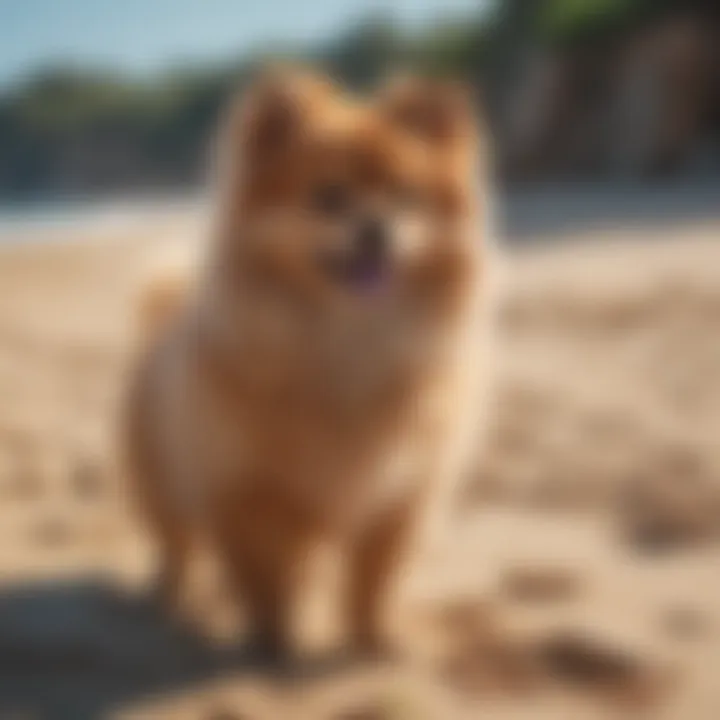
xmin=124 ymin=68 xmax=491 ymax=662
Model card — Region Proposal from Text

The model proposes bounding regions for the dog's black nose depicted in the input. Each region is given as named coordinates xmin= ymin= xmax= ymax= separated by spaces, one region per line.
xmin=356 ymin=217 xmax=388 ymax=261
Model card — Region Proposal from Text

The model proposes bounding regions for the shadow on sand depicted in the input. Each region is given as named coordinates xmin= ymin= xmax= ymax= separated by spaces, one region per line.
xmin=0 ymin=576 xmax=321 ymax=719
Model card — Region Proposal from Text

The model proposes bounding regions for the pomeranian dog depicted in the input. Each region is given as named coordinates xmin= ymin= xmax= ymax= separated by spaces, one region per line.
xmin=124 ymin=68 xmax=492 ymax=662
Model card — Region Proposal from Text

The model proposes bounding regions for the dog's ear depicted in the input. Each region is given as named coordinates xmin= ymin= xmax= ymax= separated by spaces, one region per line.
xmin=240 ymin=69 xmax=306 ymax=156
xmin=379 ymin=75 xmax=476 ymax=147
xmin=224 ymin=66 xmax=333 ymax=163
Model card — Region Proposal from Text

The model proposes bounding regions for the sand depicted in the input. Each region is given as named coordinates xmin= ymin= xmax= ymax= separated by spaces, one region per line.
xmin=0 ymin=214 xmax=718 ymax=719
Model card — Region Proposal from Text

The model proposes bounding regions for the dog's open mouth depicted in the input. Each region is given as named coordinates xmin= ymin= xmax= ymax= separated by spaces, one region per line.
xmin=320 ymin=249 xmax=388 ymax=291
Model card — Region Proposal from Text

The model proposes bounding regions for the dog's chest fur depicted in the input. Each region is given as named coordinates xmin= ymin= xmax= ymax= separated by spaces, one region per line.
xmin=155 ymin=297 xmax=472 ymax=531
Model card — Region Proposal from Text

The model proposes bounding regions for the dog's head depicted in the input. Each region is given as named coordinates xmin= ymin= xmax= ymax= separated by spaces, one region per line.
xmin=215 ymin=68 xmax=484 ymax=314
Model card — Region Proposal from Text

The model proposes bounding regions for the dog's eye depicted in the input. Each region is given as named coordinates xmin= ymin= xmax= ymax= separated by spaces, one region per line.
xmin=312 ymin=183 xmax=350 ymax=216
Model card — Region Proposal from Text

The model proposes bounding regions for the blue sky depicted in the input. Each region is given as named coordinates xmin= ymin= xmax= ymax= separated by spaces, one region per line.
xmin=0 ymin=0 xmax=487 ymax=87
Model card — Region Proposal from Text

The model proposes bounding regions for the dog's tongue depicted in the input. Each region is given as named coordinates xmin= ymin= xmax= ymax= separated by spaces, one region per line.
xmin=321 ymin=249 xmax=387 ymax=292
xmin=348 ymin=256 xmax=385 ymax=291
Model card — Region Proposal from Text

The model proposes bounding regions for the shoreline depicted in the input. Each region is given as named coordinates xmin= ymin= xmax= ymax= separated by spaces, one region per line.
xmin=2 ymin=180 xmax=720 ymax=246
xmin=0 ymin=192 xmax=207 ymax=242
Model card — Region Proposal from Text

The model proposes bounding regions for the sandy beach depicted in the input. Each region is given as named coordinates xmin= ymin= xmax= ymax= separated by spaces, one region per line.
xmin=0 ymin=207 xmax=719 ymax=719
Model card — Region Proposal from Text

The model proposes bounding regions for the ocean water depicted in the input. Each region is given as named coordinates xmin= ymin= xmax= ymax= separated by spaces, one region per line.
xmin=1 ymin=181 xmax=719 ymax=245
